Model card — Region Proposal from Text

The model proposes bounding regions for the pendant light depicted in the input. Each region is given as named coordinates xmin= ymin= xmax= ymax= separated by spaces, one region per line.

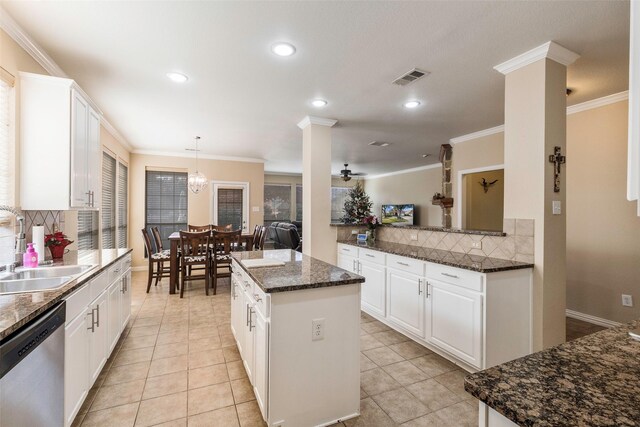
xmin=188 ymin=136 xmax=207 ymax=194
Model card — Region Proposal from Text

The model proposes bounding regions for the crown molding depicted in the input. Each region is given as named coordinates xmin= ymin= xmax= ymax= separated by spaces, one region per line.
xmin=101 ymin=119 xmax=133 ymax=151
xmin=297 ymin=116 xmax=338 ymax=129
xmin=494 ymin=41 xmax=580 ymax=75
xmin=450 ymin=125 xmax=504 ymax=145
xmin=132 ymin=149 xmax=265 ymax=164
xmin=365 ymin=163 xmax=442 ymax=180
xmin=567 ymin=90 xmax=629 ymax=115
xmin=264 ymin=171 xmax=302 ymax=177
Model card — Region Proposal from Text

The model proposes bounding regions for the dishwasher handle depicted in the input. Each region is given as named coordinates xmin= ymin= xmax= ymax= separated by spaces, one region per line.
xmin=0 ymin=301 xmax=66 ymax=380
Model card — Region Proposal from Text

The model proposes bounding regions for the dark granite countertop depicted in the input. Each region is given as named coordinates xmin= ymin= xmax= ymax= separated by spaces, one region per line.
xmin=0 ymin=248 xmax=132 ymax=341
xmin=337 ymin=240 xmax=532 ymax=273
xmin=231 ymin=249 xmax=364 ymax=293
xmin=464 ymin=320 xmax=640 ymax=426
xmin=330 ymin=223 xmax=506 ymax=237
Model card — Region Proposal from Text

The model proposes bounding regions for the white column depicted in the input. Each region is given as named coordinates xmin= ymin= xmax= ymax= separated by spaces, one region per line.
xmin=297 ymin=116 xmax=337 ymax=264
xmin=495 ymin=41 xmax=579 ymax=350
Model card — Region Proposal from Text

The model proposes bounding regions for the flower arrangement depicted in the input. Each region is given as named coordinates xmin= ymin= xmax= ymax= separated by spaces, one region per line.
xmin=45 ymin=232 xmax=73 ymax=259
xmin=362 ymin=215 xmax=380 ymax=230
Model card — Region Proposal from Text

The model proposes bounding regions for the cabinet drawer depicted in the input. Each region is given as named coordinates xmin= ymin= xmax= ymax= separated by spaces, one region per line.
xmin=426 ymin=263 xmax=483 ymax=292
xmin=122 ymin=254 xmax=132 ymax=271
xmin=359 ymin=248 xmax=385 ymax=264
xmin=65 ymin=283 xmax=90 ymax=324
xmin=108 ymin=261 xmax=123 ymax=284
xmin=338 ymin=244 xmax=358 ymax=258
xmin=386 ymin=254 xmax=425 ymax=276
xmin=251 ymin=285 xmax=270 ymax=318
xmin=90 ymin=271 xmax=109 ymax=301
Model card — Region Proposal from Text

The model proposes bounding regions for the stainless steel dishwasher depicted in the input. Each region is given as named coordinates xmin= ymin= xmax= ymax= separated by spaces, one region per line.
xmin=0 ymin=301 xmax=65 ymax=427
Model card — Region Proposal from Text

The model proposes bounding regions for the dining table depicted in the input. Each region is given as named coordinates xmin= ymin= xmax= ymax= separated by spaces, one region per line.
xmin=167 ymin=230 xmax=254 ymax=295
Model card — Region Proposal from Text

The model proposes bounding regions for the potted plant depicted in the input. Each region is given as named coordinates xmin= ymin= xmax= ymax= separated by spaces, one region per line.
xmin=362 ymin=215 xmax=380 ymax=242
xmin=45 ymin=232 xmax=73 ymax=259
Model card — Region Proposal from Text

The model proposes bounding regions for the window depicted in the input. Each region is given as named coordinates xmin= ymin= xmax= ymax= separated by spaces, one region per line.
xmin=78 ymin=211 xmax=99 ymax=250
xmin=0 ymin=74 xmax=13 ymax=222
xmin=217 ymin=188 xmax=243 ymax=230
xmin=101 ymin=152 xmax=116 ymax=248
xmin=145 ymin=171 xmax=188 ymax=252
xmin=264 ymin=184 xmax=291 ymax=226
xmin=331 ymin=187 xmax=350 ymax=222
xmin=117 ymin=161 xmax=128 ymax=248
xmin=295 ymin=184 xmax=303 ymax=222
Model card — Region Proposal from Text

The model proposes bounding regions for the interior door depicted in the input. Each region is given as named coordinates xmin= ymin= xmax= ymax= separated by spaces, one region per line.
xmin=387 ymin=268 xmax=425 ymax=337
xmin=359 ymin=259 xmax=386 ymax=317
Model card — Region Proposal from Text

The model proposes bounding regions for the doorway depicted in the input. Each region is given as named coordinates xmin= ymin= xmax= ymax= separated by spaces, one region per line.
xmin=457 ymin=166 xmax=504 ymax=232
xmin=211 ymin=181 xmax=249 ymax=233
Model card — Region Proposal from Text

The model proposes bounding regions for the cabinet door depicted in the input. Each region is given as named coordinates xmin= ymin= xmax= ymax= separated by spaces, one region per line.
xmin=359 ymin=259 xmax=386 ymax=317
xmin=243 ymin=293 xmax=255 ymax=384
xmin=426 ymin=279 xmax=483 ymax=368
xmin=253 ymin=309 xmax=269 ymax=420
xmin=121 ymin=271 xmax=132 ymax=330
xmin=87 ymin=107 xmax=101 ymax=208
xmin=107 ymin=280 xmax=121 ymax=354
xmin=70 ymin=90 xmax=89 ymax=208
xmin=387 ymin=268 xmax=425 ymax=337
xmin=337 ymin=253 xmax=357 ymax=273
xmin=64 ymin=312 xmax=90 ymax=427
xmin=88 ymin=290 xmax=108 ymax=386
xmin=230 ymin=275 xmax=244 ymax=350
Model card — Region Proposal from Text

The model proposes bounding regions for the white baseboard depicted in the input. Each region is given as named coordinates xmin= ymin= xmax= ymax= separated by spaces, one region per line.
xmin=131 ymin=266 xmax=147 ymax=272
xmin=566 ymin=309 xmax=621 ymax=329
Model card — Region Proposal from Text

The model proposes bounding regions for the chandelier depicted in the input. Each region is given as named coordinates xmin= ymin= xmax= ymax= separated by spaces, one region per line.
xmin=188 ymin=136 xmax=208 ymax=194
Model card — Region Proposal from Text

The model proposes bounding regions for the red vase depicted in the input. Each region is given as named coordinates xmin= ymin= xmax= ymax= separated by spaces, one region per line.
xmin=49 ymin=244 xmax=68 ymax=259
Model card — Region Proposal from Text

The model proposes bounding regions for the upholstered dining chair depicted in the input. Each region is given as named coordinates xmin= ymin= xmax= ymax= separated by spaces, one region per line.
xmin=142 ymin=228 xmax=172 ymax=293
xmin=211 ymin=229 xmax=241 ymax=295
xmin=150 ymin=226 xmax=171 ymax=280
xmin=178 ymin=230 xmax=211 ymax=298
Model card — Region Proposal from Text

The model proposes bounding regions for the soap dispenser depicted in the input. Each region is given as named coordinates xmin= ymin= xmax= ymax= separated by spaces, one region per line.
xmin=23 ymin=243 xmax=38 ymax=268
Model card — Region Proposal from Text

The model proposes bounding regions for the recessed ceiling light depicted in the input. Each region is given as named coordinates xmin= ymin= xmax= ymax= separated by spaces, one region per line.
xmin=311 ymin=99 xmax=328 ymax=107
xmin=166 ymin=72 xmax=188 ymax=83
xmin=404 ymin=100 xmax=421 ymax=109
xmin=271 ymin=42 xmax=296 ymax=57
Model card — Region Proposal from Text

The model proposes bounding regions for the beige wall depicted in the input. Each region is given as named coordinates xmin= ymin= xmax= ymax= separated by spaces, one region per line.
xmin=566 ymin=101 xmax=640 ymax=323
xmin=364 ymin=167 xmax=442 ymax=226
xmin=463 ymin=169 xmax=504 ymax=231
xmin=131 ymin=153 xmax=264 ymax=267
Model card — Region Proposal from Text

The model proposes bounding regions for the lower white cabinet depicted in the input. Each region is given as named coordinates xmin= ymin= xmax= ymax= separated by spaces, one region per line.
xmin=252 ymin=307 xmax=269 ymax=419
xmin=337 ymin=243 xmax=532 ymax=371
xmin=64 ymin=253 xmax=132 ymax=426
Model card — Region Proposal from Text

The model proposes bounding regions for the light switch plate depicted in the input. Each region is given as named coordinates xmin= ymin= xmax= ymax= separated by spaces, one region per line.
xmin=552 ymin=201 xmax=562 ymax=215
xmin=622 ymin=294 xmax=633 ymax=307
xmin=252 ymin=206 xmax=260 ymax=212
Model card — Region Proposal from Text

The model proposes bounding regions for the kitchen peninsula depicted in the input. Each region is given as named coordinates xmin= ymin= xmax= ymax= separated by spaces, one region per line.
xmin=230 ymin=249 xmax=364 ymax=426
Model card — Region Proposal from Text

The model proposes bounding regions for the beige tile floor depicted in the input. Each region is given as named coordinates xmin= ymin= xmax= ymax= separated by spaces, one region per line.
xmin=72 ymin=270 xmax=600 ymax=427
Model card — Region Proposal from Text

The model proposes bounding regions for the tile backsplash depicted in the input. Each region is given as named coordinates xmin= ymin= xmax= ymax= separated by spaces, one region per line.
xmin=336 ymin=219 xmax=535 ymax=263
xmin=0 ymin=210 xmax=65 ymax=264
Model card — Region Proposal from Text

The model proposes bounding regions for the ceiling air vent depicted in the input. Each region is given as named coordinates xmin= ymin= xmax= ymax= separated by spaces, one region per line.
xmin=369 ymin=141 xmax=390 ymax=147
xmin=392 ymin=68 xmax=430 ymax=86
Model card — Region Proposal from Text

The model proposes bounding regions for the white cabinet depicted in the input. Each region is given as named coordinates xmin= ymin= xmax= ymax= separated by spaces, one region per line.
xmin=88 ymin=290 xmax=108 ymax=385
xmin=107 ymin=280 xmax=121 ymax=353
xmin=120 ymin=270 xmax=132 ymax=330
xmin=242 ymin=293 xmax=255 ymax=383
xmin=359 ymin=259 xmax=386 ymax=317
xmin=337 ymin=253 xmax=357 ymax=274
xmin=253 ymin=308 xmax=269 ymax=420
xmin=19 ymin=72 xmax=101 ymax=210
xmin=230 ymin=273 xmax=244 ymax=354
xmin=425 ymin=279 xmax=482 ymax=367
xmin=386 ymin=268 xmax=425 ymax=337
xmin=64 ymin=310 xmax=89 ymax=427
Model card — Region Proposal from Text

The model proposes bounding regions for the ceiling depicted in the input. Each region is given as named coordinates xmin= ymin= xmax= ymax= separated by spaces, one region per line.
xmin=1 ymin=1 xmax=630 ymax=175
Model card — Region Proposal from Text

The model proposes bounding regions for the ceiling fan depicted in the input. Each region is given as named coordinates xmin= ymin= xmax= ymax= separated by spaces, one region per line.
xmin=339 ymin=163 xmax=366 ymax=181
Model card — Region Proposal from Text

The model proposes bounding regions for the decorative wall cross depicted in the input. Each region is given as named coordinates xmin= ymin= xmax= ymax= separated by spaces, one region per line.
xmin=548 ymin=146 xmax=566 ymax=193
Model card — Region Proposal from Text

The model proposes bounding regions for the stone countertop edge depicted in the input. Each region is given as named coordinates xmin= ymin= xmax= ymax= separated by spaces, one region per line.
xmin=463 ymin=320 xmax=640 ymax=427
xmin=329 ymin=223 xmax=506 ymax=237
xmin=231 ymin=250 xmax=364 ymax=294
xmin=0 ymin=248 xmax=133 ymax=341
xmin=337 ymin=240 xmax=533 ymax=273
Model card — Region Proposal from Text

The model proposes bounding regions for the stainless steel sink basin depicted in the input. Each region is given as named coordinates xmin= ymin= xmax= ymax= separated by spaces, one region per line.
xmin=4 ymin=265 xmax=94 ymax=280
xmin=0 ymin=276 xmax=73 ymax=294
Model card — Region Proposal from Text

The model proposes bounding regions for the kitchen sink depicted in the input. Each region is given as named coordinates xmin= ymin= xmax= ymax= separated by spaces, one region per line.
xmin=2 ymin=265 xmax=94 ymax=281
xmin=0 ymin=276 xmax=73 ymax=294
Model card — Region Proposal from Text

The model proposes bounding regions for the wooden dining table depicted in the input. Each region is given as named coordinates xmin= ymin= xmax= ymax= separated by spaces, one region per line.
xmin=167 ymin=231 xmax=254 ymax=295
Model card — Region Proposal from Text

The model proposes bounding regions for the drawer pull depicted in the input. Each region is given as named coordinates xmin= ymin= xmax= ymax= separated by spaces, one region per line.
xmin=365 ymin=254 xmax=375 ymax=258
xmin=441 ymin=272 xmax=459 ymax=279
xmin=397 ymin=261 xmax=410 ymax=267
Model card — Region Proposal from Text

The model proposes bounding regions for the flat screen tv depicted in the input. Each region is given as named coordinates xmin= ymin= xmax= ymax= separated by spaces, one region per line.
xmin=381 ymin=204 xmax=415 ymax=226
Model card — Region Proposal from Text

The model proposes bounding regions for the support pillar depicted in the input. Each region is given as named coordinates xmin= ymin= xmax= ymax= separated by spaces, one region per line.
xmin=297 ymin=116 xmax=337 ymax=264
xmin=495 ymin=42 xmax=579 ymax=349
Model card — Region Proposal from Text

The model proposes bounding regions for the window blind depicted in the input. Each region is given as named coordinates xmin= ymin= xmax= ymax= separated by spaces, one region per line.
xmin=295 ymin=184 xmax=303 ymax=222
xmin=0 ymin=79 xmax=12 ymax=222
xmin=217 ymin=188 xmax=243 ymax=231
xmin=117 ymin=161 xmax=128 ymax=248
xmin=102 ymin=152 xmax=116 ymax=248
xmin=145 ymin=171 xmax=188 ymax=253
xmin=78 ymin=211 xmax=99 ymax=250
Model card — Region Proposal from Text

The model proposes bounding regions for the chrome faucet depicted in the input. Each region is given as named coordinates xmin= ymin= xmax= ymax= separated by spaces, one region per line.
xmin=0 ymin=206 xmax=26 ymax=269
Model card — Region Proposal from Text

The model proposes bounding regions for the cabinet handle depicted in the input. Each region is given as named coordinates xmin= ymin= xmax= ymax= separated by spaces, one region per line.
xmin=441 ymin=272 xmax=459 ymax=279
xmin=254 ymin=294 xmax=262 ymax=303
xmin=352 ymin=259 xmax=357 ymax=272
xmin=95 ymin=304 xmax=100 ymax=327
xmin=365 ymin=254 xmax=375 ymax=258
xmin=87 ymin=310 xmax=95 ymax=332
xmin=426 ymin=282 xmax=431 ymax=298
xmin=418 ymin=278 xmax=423 ymax=295
xmin=121 ymin=280 xmax=125 ymax=294
xmin=397 ymin=261 xmax=410 ymax=267
xmin=246 ymin=304 xmax=251 ymax=326
xmin=249 ymin=308 xmax=255 ymax=331
xmin=358 ymin=261 xmax=362 ymax=274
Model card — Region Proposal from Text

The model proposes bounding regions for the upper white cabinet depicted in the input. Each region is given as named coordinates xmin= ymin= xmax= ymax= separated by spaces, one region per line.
xmin=19 ymin=72 xmax=101 ymax=210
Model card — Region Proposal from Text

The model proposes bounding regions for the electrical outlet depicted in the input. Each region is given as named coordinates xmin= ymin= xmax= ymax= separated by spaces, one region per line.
xmin=471 ymin=241 xmax=482 ymax=249
xmin=312 ymin=318 xmax=325 ymax=341
xmin=410 ymin=234 xmax=418 ymax=241
xmin=622 ymin=294 xmax=633 ymax=307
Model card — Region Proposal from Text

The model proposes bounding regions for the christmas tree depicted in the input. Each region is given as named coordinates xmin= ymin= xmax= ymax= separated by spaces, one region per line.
xmin=342 ymin=181 xmax=372 ymax=223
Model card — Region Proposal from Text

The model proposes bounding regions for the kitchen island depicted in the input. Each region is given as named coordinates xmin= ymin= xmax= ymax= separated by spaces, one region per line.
xmin=464 ymin=320 xmax=640 ymax=427
xmin=231 ymin=249 xmax=364 ymax=427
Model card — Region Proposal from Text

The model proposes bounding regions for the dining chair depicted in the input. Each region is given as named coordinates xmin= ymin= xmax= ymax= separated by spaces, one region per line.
xmin=179 ymin=230 xmax=211 ymax=298
xmin=188 ymin=224 xmax=212 ymax=232
xmin=142 ymin=228 xmax=172 ymax=293
xmin=249 ymin=225 xmax=261 ymax=250
xmin=211 ymin=229 xmax=241 ymax=295
xmin=150 ymin=226 xmax=171 ymax=280
xmin=212 ymin=224 xmax=233 ymax=231
xmin=254 ymin=226 xmax=267 ymax=250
